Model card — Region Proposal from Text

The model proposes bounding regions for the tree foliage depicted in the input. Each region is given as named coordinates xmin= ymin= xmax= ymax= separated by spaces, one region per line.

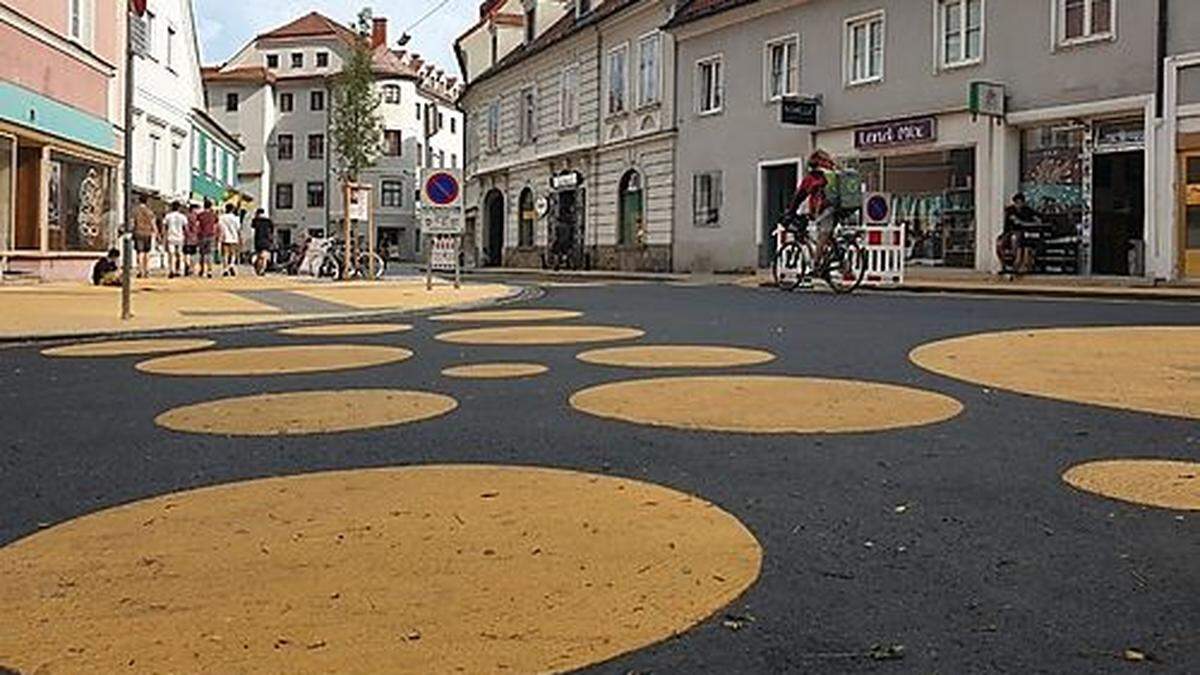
xmin=330 ymin=8 xmax=383 ymax=184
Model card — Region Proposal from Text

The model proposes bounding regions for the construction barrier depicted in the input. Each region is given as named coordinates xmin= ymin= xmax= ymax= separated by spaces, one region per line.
xmin=861 ymin=222 xmax=905 ymax=287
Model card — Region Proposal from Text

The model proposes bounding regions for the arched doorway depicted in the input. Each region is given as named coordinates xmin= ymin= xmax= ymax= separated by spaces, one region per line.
xmin=518 ymin=187 xmax=535 ymax=247
xmin=618 ymin=169 xmax=643 ymax=246
xmin=484 ymin=189 xmax=505 ymax=267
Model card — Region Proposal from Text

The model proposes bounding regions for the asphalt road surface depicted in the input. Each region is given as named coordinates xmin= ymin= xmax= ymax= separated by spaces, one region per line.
xmin=2 ymin=281 xmax=1199 ymax=674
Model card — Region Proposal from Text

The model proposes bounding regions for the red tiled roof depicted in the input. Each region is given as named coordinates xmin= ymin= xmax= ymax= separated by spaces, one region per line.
xmin=202 ymin=65 xmax=276 ymax=84
xmin=256 ymin=11 xmax=360 ymax=44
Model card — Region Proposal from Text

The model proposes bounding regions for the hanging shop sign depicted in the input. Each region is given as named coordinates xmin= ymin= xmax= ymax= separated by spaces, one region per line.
xmin=854 ymin=117 xmax=937 ymax=150
xmin=781 ymin=97 xmax=820 ymax=126
xmin=969 ymin=81 xmax=1006 ymax=119
xmin=550 ymin=170 xmax=582 ymax=191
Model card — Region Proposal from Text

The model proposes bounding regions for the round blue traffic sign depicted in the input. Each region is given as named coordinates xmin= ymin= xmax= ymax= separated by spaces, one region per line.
xmin=425 ymin=172 xmax=460 ymax=206
xmin=865 ymin=194 xmax=890 ymax=223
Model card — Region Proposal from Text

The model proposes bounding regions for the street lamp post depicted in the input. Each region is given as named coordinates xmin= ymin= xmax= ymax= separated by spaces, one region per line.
xmin=122 ymin=1 xmax=148 ymax=320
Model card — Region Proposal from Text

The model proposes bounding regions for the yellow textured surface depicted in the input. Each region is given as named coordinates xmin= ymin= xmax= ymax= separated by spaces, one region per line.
xmin=577 ymin=345 xmax=776 ymax=369
xmin=293 ymin=280 xmax=515 ymax=310
xmin=156 ymin=390 xmax=457 ymax=436
xmin=42 ymin=338 xmax=215 ymax=358
xmin=436 ymin=325 xmax=644 ymax=345
xmin=1063 ymin=459 xmax=1200 ymax=510
xmin=570 ymin=376 xmax=963 ymax=434
xmin=278 ymin=323 xmax=413 ymax=337
xmin=137 ymin=344 xmax=412 ymax=377
xmin=910 ymin=327 xmax=1200 ymax=419
xmin=0 ymin=465 xmax=762 ymax=675
xmin=441 ymin=363 xmax=549 ymax=379
xmin=430 ymin=309 xmax=583 ymax=322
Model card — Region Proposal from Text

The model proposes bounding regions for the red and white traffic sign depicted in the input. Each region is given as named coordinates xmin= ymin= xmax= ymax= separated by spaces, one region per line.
xmin=422 ymin=170 xmax=461 ymax=208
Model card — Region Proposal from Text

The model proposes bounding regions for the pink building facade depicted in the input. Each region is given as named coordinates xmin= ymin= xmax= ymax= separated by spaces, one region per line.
xmin=0 ymin=1 xmax=126 ymax=279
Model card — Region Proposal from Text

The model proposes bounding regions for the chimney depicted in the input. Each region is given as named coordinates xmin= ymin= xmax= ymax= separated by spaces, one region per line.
xmin=371 ymin=17 xmax=388 ymax=49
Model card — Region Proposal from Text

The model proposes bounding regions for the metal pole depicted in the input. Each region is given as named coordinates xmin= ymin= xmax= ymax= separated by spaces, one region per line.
xmin=343 ymin=182 xmax=351 ymax=279
xmin=425 ymin=228 xmax=433 ymax=291
xmin=368 ymin=189 xmax=376 ymax=280
xmin=453 ymin=234 xmax=461 ymax=289
xmin=121 ymin=8 xmax=135 ymax=320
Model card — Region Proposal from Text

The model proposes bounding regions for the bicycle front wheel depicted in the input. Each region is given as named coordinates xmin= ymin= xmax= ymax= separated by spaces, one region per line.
xmin=358 ymin=252 xmax=386 ymax=279
xmin=825 ymin=240 xmax=867 ymax=294
xmin=317 ymin=255 xmax=342 ymax=280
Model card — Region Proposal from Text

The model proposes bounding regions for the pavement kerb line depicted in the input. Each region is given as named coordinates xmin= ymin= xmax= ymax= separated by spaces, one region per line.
xmin=0 ymin=283 xmax=542 ymax=349
xmin=751 ymin=278 xmax=1200 ymax=303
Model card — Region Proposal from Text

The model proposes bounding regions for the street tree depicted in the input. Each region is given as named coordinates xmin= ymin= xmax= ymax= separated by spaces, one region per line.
xmin=330 ymin=8 xmax=383 ymax=273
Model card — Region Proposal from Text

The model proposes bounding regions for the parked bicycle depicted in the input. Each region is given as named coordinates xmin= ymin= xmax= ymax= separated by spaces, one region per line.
xmin=773 ymin=212 xmax=868 ymax=294
xmin=316 ymin=239 xmax=386 ymax=280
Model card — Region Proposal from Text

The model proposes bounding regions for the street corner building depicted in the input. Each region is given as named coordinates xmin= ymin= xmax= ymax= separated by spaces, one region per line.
xmin=457 ymin=0 xmax=677 ymax=273
xmin=201 ymin=12 xmax=464 ymax=262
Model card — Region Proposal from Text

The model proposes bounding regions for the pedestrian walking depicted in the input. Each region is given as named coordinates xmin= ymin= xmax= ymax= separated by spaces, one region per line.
xmin=250 ymin=209 xmax=274 ymax=275
xmin=219 ymin=204 xmax=242 ymax=276
xmin=162 ymin=201 xmax=187 ymax=278
xmin=183 ymin=203 xmax=200 ymax=276
xmin=196 ymin=199 xmax=218 ymax=278
xmin=132 ymin=195 xmax=157 ymax=278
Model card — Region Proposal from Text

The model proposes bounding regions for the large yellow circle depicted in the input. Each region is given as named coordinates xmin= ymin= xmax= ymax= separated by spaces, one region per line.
xmin=278 ymin=323 xmax=413 ymax=337
xmin=436 ymin=325 xmax=644 ymax=346
xmin=910 ymin=327 xmax=1200 ymax=419
xmin=42 ymin=338 xmax=215 ymax=358
xmin=0 ymin=465 xmax=762 ymax=674
xmin=137 ymin=344 xmax=412 ymax=377
xmin=156 ymin=389 xmax=457 ymax=436
xmin=570 ymin=376 xmax=963 ymax=434
xmin=441 ymin=363 xmax=549 ymax=379
xmin=577 ymin=345 xmax=776 ymax=369
xmin=1063 ymin=459 xmax=1200 ymax=510
xmin=430 ymin=309 xmax=583 ymax=322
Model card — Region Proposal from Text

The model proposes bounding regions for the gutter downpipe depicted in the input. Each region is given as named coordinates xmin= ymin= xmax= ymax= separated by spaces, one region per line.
xmin=1157 ymin=0 xmax=1168 ymax=118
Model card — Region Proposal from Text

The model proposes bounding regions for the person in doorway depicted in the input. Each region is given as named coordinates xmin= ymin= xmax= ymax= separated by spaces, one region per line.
xmin=196 ymin=199 xmax=218 ymax=278
xmin=131 ymin=195 xmax=157 ymax=278
xmin=250 ymin=209 xmax=274 ymax=275
xmin=183 ymin=203 xmax=200 ymax=276
xmin=786 ymin=150 xmax=838 ymax=264
xmin=1003 ymin=192 xmax=1039 ymax=275
xmin=162 ymin=201 xmax=187 ymax=278
xmin=92 ymin=248 xmax=122 ymax=286
xmin=219 ymin=203 xmax=242 ymax=276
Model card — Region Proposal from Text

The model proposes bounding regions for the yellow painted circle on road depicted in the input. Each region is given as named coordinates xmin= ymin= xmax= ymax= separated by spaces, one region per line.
xmin=436 ymin=325 xmax=644 ymax=346
xmin=156 ymin=389 xmax=457 ymax=436
xmin=137 ymin=344 xmax=412 ymax=377
xmin=441 ymin=363 xmax=548 ymax=379
xmin=1063 ymin=459 xmax=1200 ymax=511
xmin=430 ymin=309 xmax=582 ymax=322
xmin=578 ymin=345 xmax=776 ymax=369
xmin=42 ymin=338 xmax=215 ymax=358
xmin=571 ymin=376 xmax=963 ymax=434
xmin=0 ymin=465 xmax=762 ymax=675
xmin=910 ymin=327 xmax=1200 ymax=419
xmin=278 ymin=323 xmax=413 ymax=337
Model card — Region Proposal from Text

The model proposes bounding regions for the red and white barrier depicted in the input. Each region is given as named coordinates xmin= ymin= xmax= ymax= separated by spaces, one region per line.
xmin=861 ymin=222 xmax=905 ymax=287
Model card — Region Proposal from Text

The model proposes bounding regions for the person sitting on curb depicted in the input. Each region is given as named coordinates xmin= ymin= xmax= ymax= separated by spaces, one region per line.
xmin=91 ymin=249 xmax=122 ymax=287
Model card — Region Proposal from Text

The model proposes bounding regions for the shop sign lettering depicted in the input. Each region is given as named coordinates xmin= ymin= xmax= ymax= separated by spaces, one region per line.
xmin=854 ymin=118 xmax=937 ymax=150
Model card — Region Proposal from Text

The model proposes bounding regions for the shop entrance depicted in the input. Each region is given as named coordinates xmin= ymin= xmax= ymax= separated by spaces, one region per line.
xmin=1181 ymin=154 xmax=1200 ymax=278
xmin=760 ymin=163 xmax=798 ymax=267
xmin=484 ymin=188 xmax=505 ymax=267
xmin=1091 ymin=151 xmax=1144 ymax=276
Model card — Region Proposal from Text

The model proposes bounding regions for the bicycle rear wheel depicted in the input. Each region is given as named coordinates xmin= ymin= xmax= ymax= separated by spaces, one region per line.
xmin=824 ymin=240 xmax=867 ymax=294
xmin=357 ymin=252 xmax=386 ymax=280
xmin=774 ymin=241 xmax=812 ymax=292
xmin=317 ymin=254 xmax=342 ymax=280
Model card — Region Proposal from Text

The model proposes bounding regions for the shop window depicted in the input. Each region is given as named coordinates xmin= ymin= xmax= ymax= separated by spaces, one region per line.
xmin=939 ymin=0 xmax=982 ymax=68
xmin=619 ymin=170 xmax=644 ymax=245
xmin=1059 ymin=0 xmax=1114 ymax=44
xmin=518 ymin=187 xmax=535 ymax=247
xmin=381 ymin=180 xmax=403 ymax=208
xmin=307 ymin=182 xmax=324 ymax=208
xmin=696 ymin=56 xmax=723 ymax=114
xmin=608 ymin=45 xmax=627 ymax=115
xmin=276 ymin=183 xmax=293 ymax=210
xmin=1020 ymin=125 xmax=1086 ymax=274
xmin=45 ymin=151 xmax=118 ymax=252
xmin=845 ymin=11 xmax=884 ymax=85
xmin=692 ymin=171 xmax=722 ymax=227
xmin=885 ymin=149 xmax=977 ymax=269
xmin=765 ymin=35 xmax=799 ymax=101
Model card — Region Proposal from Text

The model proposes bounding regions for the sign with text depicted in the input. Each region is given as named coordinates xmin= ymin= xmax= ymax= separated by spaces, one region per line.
xmin=429 ymin=234 xmax=458 ymax=271
xmin=347 ymin=184 xmax=371 ymax=221
xmin=969 ymin=81 xmax=1006 ymax=118
xmin=854 ymin=117 xmax=937 ymax=150
xmin=780 ymin=97 xmax=819 ymax=126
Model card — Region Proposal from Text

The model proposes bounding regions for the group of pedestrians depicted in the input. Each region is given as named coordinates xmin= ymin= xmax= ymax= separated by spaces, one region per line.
xmin=127 ymin=197 xmax=271 ymax=280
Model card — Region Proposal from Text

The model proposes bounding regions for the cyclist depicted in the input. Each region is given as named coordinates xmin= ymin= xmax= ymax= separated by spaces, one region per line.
xmin=786 ymin=150 xmax=839 ymax=265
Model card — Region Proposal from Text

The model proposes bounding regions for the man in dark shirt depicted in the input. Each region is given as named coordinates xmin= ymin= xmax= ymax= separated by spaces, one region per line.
xmin=1003 ymin=193 xmax=1039 ymax=274
xmin=250 ymin=209 xmax=274 ymax=274
xmin=91 ymin=249 xmax=121 ymax=286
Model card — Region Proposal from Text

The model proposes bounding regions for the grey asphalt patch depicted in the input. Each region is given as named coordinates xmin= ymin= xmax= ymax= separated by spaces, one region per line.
xmin=232 ymin=289 xmax=356 ymax=314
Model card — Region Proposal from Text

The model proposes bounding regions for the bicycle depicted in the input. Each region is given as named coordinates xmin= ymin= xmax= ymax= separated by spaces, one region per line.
xmin=773 ymin=211 xmax=868 ymax=294
xmin=320 ymin=239 xmax=387 ymax=280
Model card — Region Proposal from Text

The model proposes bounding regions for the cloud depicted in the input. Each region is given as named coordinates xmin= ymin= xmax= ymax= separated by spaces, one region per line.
xmin=194 ymin=0 xmax=479 ymax=76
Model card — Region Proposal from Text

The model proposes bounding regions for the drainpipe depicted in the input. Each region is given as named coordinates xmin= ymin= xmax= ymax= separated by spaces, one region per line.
xmin=1157 ymin=0 xmax=1168 ymax=117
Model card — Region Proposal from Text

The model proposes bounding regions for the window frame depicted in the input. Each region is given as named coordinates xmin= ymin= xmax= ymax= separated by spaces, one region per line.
xmin=607 ymin=43 xmax=629 ymax=116
xmin=68 ymin=0 xmax=93 ymax=47
xmin=695 ymin=54 xmax=724 ymax=116
xmin=383 ymin=84 xmax=401 ymax=104
xmin=276 ymin=134 xmax=293 ymax=161
xmin=518 ymin=85 xmax=537 ymax=145
xmin=266 ymin=53 xmax=279 ymax=69
xmin=316 ymin=52 xmax=329 ymax=68
xmin=692 ymin=171 xmax=723 ymax=227
xmin=225 ymin=92 xmax=239 ymax=112
xmin=275 ymin=183 xmax=294 ymax=210
xmin=637 ymin=32 xmax=663 ymax=109
xmin=306 ymin=181 xmax=325 ymax=208
xmin=844 ymin=10 xmax=886 ymax=87
xmin=278 ymin=92 xmax=294 ymax=113
xmin=560 ymin=65 xmax=580 ymax=130
xmin=486 ymin=100 xmax=501 ymax=151
xmin=383 ymin=129 xmax=402 ymax=157
xmin=763 ymin=34 xmax=800 ymax=102
xmin=310 ymin=90 xmax=325 ymax=112
xmin=166 ymin=24 xmax=176 ymax=70
xmin=291 ymin=52 xmax=304 ymax=69
xmin=381 ymin=180 xmax=404 ymax=208
xmin=1054 ymin=0 xmax=1116 ymax=47
xmin=308 ymin=133 xmax=325 ymax=160
xmin=936 ymin=0 xmax=984 ymax=69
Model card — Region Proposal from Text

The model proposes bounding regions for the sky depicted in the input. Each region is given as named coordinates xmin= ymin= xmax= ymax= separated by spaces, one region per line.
xmin=193 ymin=0 xmax=480 ymax=76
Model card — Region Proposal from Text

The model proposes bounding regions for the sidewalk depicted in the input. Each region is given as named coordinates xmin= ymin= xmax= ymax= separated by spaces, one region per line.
xmin=0 ymin=273 xmax=520 ymax=341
